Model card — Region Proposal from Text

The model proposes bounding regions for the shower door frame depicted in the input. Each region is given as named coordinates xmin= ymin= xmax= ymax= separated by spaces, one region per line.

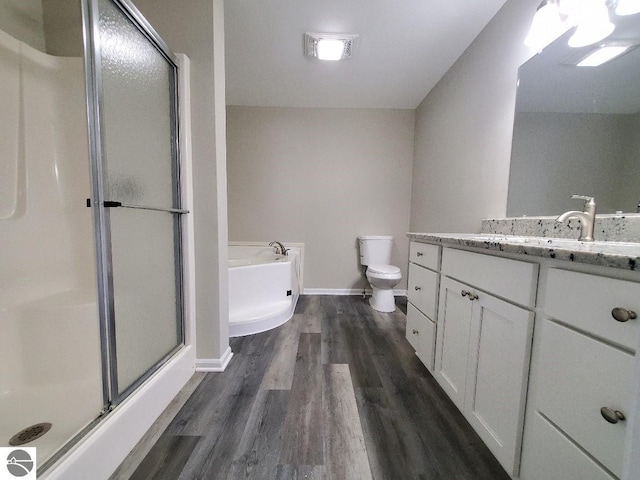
xmin=82 ymin=0 xmax=186 ymax=412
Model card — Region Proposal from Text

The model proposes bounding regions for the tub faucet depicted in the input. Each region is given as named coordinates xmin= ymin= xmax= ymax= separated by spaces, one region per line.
xmin=269 ymin=241 xmax=289 ymax=255
xmin=555 ymin=195 xmax=596 ymax=242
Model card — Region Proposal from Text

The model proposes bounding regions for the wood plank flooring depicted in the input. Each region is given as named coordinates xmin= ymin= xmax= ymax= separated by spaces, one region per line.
xmin=120 ymin=295 xmax=511 ymax=480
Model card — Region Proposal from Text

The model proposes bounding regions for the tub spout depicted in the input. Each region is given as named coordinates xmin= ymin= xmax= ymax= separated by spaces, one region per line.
xmin=269 ymin=241 xmax=289 ymax=255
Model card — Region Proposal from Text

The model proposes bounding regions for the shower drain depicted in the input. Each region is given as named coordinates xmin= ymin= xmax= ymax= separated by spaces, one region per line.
xmin=9 ymin=423 xmax=52 ymax=446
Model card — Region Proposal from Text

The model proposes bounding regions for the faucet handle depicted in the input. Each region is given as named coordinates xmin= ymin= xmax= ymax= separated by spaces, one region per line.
xmin=571 ymin=195 xmax=596 ymax=211
xmin=571 ymin=195 xmax=594 ymax=203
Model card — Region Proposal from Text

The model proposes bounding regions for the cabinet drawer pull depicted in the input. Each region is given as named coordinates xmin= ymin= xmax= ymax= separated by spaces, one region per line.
xmin=416 ymin=252 xmax=423 ymax=257
xmin=611 ymin=307 xmax=637 ymax=323
xmin=600 ymin=407 xmax=625 ymax=424
xmin=412 ymin=329 xmax=419 ymax=335
xmin=414 ymin=286 xmax=422 ymax=291
xmin=461 ymin=290 xmax=478 ymax=301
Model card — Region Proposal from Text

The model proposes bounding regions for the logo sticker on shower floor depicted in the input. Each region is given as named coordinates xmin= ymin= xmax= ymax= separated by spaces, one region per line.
xmin=0 ymin=448 xmax=36 ymax=479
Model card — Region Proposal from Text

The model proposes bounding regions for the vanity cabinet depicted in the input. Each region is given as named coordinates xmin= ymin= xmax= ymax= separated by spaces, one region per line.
xmin=406 ymin=242 xmax=440 ymax=372
xmin=435 ymin=248 xmax=536 ymax=476
xmin=520 ymin=269 xmax=639 ymax=480
xmin=407 ymin=235 xmax=640 ymax=480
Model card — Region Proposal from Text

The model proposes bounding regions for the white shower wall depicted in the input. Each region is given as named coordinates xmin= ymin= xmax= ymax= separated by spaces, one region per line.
xmin=0 ymin=27 xmax=102 ymax=462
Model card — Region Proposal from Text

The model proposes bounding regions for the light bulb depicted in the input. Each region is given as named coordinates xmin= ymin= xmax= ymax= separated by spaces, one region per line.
xmin=524 ymin=1 xmax=566 ymax=50
xmin=316 ymin=39 xmax=345 ymax=61
xmin=615 ymin=0 xmax=640 ymax=16
xmin=568 ymin=0 xmax=615 ymax=47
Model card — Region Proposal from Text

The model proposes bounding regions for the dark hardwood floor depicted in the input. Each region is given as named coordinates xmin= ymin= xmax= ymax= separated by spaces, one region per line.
xmin=121 ymin=295 xmax=510 ymax=479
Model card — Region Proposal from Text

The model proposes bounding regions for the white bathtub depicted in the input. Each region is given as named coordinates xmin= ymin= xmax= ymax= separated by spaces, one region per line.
xmin=228 ymin=244 xmax=301 ymax=337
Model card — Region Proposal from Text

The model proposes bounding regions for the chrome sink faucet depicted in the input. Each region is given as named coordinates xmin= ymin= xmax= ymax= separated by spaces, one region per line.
xmin=555 ymin=195 xmax=596 ymax=242
xmin=269 ymin=241 xmax=289 ymax=255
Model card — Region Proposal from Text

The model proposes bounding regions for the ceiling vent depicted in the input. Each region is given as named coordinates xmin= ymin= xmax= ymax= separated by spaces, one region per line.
xmin=304 ymin=33 xmax=358 ymax=61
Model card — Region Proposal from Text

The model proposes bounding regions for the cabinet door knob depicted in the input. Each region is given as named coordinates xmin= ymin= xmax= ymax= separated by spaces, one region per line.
xmin=415 ymin=286 xmax=422 ymax=291
xmin=611 ymin=307 xmax=637 ymax=323
xmin=461 ymin=290 xmax=469 ymax=297
xmin=413 ymin=329 xmax=419 ymax=335
xmin=600 ymin=407 xmax=625 ymax=424
xmin=416 ymin=252 xmax=423 ymax=257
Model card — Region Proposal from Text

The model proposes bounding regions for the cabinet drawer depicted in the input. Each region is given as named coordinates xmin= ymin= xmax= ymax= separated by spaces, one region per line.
xmin=520 ymin=412 xmax=616 ymax=480
xmin=407 ymin=263 xmax=438 ymax=319
xmin=545 ymin=268 xmax=639 ymax=351
xmin=409 ymin=241 xmax=440 ymax=270
xmin=406 ymin=303 xmax=436 ymax=372
xmin=441 ymin=248 xmax=538 ymax=307
xmin=535 ymin=319 xmax=633 ymax=478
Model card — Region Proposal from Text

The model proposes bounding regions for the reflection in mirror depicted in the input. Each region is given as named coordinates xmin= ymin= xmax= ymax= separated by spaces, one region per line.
xmin=507 ymin=12 xmax=640 ymax=216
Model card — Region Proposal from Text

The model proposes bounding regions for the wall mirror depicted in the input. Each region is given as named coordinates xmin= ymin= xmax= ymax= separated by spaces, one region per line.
xmin=506 ymin=12 xmax=640 ymax=216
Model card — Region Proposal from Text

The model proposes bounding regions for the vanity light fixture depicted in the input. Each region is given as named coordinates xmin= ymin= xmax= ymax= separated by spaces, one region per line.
xmin=567 ymin=0 xmax=615 ymax=47
xmin=304 ymin=33 xmax=358 ymax=61
xmin=615 ymin=0 xmax=640 ymax=16
xmin=525 ymin=0 xmax=616 ymax=51
xmin=524 ymin=0 xmax=567 ymax=51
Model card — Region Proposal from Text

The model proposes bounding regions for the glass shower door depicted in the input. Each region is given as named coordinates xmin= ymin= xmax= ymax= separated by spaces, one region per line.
xmin=88 ymin=0 xmax=184 ymax=401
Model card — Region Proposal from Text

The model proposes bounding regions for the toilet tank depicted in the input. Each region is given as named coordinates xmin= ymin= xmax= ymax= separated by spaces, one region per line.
xmin=358 ymin=235 xmax=393 ymax=266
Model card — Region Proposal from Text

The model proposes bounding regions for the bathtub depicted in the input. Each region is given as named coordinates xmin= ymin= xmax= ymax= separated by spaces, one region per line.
xmin=228 ymin=244 xmax=301 ymax=337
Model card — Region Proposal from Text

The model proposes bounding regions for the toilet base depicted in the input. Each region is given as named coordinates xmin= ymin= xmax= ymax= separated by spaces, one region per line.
xmin=369 ymin=288 xmax=396 ymax=313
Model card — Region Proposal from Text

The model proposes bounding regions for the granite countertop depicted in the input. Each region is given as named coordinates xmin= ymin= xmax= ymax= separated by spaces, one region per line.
xmin=407 ymin=233 xmax=640 ymax=272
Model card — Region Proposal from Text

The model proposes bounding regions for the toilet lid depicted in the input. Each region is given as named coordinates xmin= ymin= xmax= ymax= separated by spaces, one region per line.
xmin=368 ymin=264 xmax=400 ymax=275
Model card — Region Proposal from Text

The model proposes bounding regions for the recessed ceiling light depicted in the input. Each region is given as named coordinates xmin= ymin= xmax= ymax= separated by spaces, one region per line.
xmin=304 ymin=33 xmax=358 ymax=61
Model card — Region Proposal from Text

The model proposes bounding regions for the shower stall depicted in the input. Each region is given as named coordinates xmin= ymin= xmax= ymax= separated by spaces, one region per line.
xmin=0 ymin=0 xmax=189 ymax=473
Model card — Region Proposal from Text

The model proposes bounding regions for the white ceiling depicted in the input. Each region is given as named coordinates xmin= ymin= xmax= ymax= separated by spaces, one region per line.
xmin=224 ymin=0 xmax=507 ymax=109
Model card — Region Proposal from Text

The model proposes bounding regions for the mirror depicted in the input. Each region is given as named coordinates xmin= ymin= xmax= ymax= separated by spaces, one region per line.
xmin=506 ymin=13 xmax=640 ymax=216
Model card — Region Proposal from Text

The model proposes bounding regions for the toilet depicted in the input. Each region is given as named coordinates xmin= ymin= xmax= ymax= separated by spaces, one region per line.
xmin=358 ymin=235 xmax=402 ymax=313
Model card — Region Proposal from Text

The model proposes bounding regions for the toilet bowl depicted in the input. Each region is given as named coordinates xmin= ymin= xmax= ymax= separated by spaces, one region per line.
xmin=358 ymin=235 xmax=402 ymax=313
xmin=365 ymin=264 xmax=402 ymax=312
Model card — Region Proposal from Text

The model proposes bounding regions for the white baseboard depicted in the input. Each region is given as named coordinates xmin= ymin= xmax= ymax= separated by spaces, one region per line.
xmin=195 ymin=346 xmax=234 ymax=372
xmin=303 ymin=288 xmax=407 ymax=296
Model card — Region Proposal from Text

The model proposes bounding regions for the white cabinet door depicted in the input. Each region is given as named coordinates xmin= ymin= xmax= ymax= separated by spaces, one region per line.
xmin=465 ymin=291 xmax=534 ymax=476
xmin=434 ymin=277 xmax=474 ymax=411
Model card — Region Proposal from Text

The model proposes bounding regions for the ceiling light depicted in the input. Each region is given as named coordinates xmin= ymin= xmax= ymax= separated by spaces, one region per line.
xmin=524 ymin=0 xmax=568 ymax=51
xmin=304 ymin=33 xmax=358 ymax=61
xmin=568 ymin=0 xmax=615 ymax=47
xmin=615 ymin=0 xmax=640 ymax=16
xmin=574 ymin=43 xmax=636 ymax=66
xmin=317 ymin=39 xmax=346 ymax=61
xmin=524 ymin=0 xmax=616 ymax=50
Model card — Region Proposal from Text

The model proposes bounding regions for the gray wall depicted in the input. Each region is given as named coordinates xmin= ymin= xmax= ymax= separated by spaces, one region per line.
xmin=0 ymin=0 xmax=83 ymax=57
xmin=410 ymin=0 xmax=538 ymax=233
xmin=0 ymin=0 xmax=44 ymax=51
xmin=227 ymin=106 xmax=414 ymax=291
xmin=42 ymin=0 xmax=83 ymax=57
xmin=134 ymin=0 xmax=229 ymax=360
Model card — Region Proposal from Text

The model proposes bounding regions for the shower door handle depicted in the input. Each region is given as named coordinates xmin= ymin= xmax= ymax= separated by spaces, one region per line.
xmin=98 ymin=199 xmax=189 ymax=214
